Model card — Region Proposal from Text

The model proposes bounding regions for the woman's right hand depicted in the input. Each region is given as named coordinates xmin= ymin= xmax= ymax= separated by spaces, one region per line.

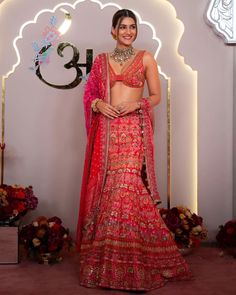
xmin=96 ymin=100 xmax=120 ymax=119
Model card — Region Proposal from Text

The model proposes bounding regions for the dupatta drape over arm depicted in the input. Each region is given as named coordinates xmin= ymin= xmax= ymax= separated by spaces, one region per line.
xmin=76 ymin=53 xmax=109 ymax=250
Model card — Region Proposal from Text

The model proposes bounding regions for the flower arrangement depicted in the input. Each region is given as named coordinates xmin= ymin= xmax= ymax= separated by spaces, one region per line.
xmin=0 ymin=184 xmax=38 ymax=225
xmin=216 ymin=220 xmax=236 ymax=257
xmin=159 ymin=206 xmax=207 ymax=248
xmin=19 ymin=216 xmax=73 ymax=263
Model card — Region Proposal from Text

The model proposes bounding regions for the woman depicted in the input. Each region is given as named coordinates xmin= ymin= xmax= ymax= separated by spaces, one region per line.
xmin=77 ymin=9 xmax=191 ymax=291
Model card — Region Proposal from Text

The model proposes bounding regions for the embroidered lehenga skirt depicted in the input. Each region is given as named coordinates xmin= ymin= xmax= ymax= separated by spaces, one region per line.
xmin=79 ymin=112 xmax=191 ymax=290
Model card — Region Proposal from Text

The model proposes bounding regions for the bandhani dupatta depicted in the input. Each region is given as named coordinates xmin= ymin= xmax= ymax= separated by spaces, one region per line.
xmin=76 ymin=53 xmax=109 ymax=250
xmin=76 ymin=53 xmax=161 ymax=250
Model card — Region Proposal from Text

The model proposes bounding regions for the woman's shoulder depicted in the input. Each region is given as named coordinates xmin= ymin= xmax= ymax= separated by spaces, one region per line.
xmin=142 ymin=50 xmax=155 ymax=59
xmin=141 ymin=50 xmax=157 ymax=66
xmin=134 ymin=49 xmax=155 ymax=62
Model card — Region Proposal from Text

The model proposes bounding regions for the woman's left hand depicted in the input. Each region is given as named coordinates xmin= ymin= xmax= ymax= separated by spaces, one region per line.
xmin=116 ymin=101 xmax=140 ymax=116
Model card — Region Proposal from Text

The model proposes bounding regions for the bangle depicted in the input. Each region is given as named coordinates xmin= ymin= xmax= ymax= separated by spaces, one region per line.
xmin=91 ymin=98 xmax=102 ymax=113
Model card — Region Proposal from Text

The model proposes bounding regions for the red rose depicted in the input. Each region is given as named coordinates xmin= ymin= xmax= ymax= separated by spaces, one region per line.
xmin=192 ymin=213 xmax=203 ymax=225
xmin=36 ymin=228 xmax=47 ymax=238
xmin=16 ymin=190 xmax=25 ymax=199
xmin=48 ymin=216 xmax=62 ymax=225
xmin=165 ymin=212 xmax=181 ymax=231
xmin=51 ymin=223 xmax=61 ymax=231
xmin=190 ymin=235 xmax=201 ymax=247
xmin=48 ymin=244 xmax=58 ymax=252
xmin=226 ymin=228 xmax=235 ymax=235
xmin=159 ymin=208 xmax=168 ymax=215
xmin=17 ymin=202 xmax=26 ymax=212
xmin=225 ymin=220 xmax=236 ymax=228
xmin=170 ymin=207 xmax=179 ymax=216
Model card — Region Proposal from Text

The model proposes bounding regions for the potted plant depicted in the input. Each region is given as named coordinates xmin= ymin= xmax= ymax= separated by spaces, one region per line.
xmin=19 ymin=216 xmax=73 ymax=264
xmin=0 ymin=184 xmax=38 ymax=225
xmin=159 ymin=206 xmax=207 ymax=254
xmin=216 ymin=220 xmax=236 ymax=258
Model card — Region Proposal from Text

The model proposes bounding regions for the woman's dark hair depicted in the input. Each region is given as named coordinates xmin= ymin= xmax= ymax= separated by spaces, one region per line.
xmin=111 ymin=9 xmax=138 ymax=40
xmin=112 ymin=9 xmax=137 ymax=28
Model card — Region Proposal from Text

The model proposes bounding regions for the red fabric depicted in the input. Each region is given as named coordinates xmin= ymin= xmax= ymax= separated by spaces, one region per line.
xmin=79 ymin=113 xmax=191 ymax=290
xmin=77 ymin=53 xmax=109 ymax=250
xmin=83 ymin=54 xmax=107 ymax=135
xmin=77 ymin=53 xmax=191 ymax=290
xmin=109 ymin=50 xmax=145 ymax=88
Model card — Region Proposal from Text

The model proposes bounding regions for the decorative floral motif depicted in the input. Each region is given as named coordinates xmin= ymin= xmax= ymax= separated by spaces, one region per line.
xmin=207 ymin=0 xmax=234 ymax=42
xmin=30 ymin=16 xmax=61 ymax=72
xmin=0 ymin=184 xmax=38 ymax=224
xmin=159 ymin=206 xmax=207 ymax=248
xmin=19 ymin=216 xmax=73 ymax=264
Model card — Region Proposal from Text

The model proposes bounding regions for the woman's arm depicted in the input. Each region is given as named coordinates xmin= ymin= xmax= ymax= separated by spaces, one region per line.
xmin=96 ymin=99 xmax=120 ymax=119
xmin=143 ymin=51 xmax=161 ymax=107
xmin=84 ymin=55 xmax=119 ymax=134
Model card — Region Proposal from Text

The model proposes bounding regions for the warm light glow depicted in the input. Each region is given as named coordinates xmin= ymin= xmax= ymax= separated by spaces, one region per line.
xmin=156 ymin=0 xmax=198 ymax=212
xmin=58 ymin=9 xmax=72 ymax=35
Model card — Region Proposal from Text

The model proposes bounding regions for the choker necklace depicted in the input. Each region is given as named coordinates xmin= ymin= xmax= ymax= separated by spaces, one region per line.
xmin=110 ymin=46 xmax=135 ymax=66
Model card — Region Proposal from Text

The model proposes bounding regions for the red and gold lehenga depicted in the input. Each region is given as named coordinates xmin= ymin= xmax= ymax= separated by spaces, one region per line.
xmin=76 ymin=53 xmax=191 ymax=291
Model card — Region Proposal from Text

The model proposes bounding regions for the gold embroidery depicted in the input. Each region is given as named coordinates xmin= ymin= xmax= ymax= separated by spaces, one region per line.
xmin=81 ymin=238 xmax=177 ymax=253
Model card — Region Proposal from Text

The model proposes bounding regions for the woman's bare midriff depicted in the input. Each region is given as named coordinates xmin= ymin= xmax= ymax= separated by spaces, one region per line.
xmin=110 ymin=83 xmax=144 ymax=107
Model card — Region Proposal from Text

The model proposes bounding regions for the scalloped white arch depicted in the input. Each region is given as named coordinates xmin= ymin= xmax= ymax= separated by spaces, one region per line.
xmin=3 ymin=0 xmax=195 ymax=79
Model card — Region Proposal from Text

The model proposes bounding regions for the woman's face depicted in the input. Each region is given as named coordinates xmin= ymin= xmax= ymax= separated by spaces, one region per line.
xmin=113 ymin=17 xmax=137 ymax=47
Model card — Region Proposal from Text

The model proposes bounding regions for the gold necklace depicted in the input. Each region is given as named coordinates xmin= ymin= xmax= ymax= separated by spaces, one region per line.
xmin=110 ymin=46 xmax=135 ymax=66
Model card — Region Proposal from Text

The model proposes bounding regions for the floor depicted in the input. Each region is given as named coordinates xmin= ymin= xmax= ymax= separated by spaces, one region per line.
xmin=0 ymin=246 xmax=236 ymax=295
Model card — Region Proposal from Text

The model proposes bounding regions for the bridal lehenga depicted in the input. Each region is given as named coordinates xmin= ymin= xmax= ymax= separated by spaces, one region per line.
xmin=77 ymin=53 xmax=191 ymax=291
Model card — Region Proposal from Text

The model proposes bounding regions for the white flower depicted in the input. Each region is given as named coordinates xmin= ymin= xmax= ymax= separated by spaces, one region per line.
xmin=192 ymin=225 xmax=202 ymax=233
xmin=32 ymin=238 xmax=41 ymax=247
xmin=13 ymin=209 xmax=18 ymax=216
xmin=33 ymin=221 xmax=39 ymax=227
xmin=49 ymin=222 xmax=55 ymax=228
xmin=185 ymin=211 xmax=192 ymax=218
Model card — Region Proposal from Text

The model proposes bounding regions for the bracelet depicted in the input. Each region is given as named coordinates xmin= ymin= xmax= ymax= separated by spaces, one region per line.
xmin=91 ymin=98 xmax=102 ymax=113
xmin=136 ymin=100 xmax=142 ymax=114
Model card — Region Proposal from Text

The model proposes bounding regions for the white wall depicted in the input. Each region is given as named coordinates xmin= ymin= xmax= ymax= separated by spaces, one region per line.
xmin=169 ymin=0 xmax=233 ymax=239
xmin=0 ymin=0 xmax=233 ymax=240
